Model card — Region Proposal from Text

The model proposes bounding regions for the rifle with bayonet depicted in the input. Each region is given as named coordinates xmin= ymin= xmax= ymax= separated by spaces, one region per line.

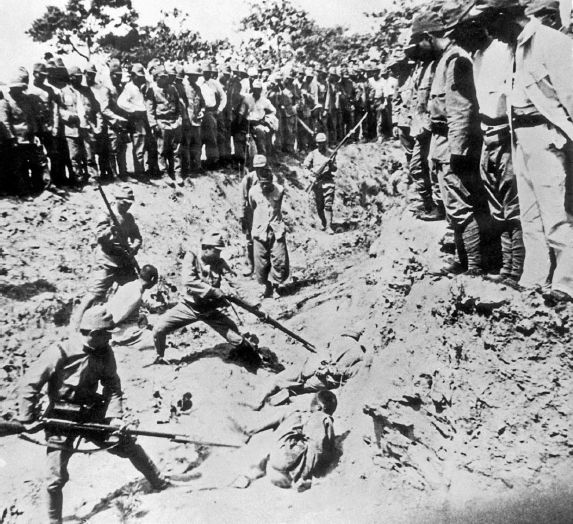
xmin=305 ymin=112 xmax=369 ymax=193
xmin=0 ymin=418 xmax=240 ymax=448
xmin=97 ymin=184 xmax=140 ymax=276
xmin=224 ymin=295 xmax=316 ymax=352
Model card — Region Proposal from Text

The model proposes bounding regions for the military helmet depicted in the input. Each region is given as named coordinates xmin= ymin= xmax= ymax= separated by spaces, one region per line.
xmin=202 ymin=230 xmax=226 ymax=249
xmin=315 ymin=132 xmax=327 ymax=143
xmin=80 ymin=306 xmax=114 ymax=331
xmin=185 ymin=63 xmax=202 ymax=76
xmin=252 ymin=154 xmax=267 ymax=168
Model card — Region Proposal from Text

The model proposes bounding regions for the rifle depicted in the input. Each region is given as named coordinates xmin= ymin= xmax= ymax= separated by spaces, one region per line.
xmin=97 ymin=184 xmax=140 ymax=276
xmin=296 ymin=116 xmax=314 ymax=138
xmin=0 ymin=418 xmax=240 ymax=448
xmin=305 ymin=112 xmax=368 ymax=193
xmin=225 ymin=295 xmax=316 ymax=352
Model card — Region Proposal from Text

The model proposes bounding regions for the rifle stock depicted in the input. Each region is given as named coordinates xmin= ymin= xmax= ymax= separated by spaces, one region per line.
xmin=225 ymin=295 xmax=316 ymax=352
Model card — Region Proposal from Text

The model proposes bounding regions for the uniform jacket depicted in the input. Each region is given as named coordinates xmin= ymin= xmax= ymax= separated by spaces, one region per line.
xmin=428 ymin=43 xmax=480 ymax=162
xmin=0 ymin=91 xmax=37 ymax=144
xmin=19 ymin=338 xmax=123 ymax=422
xmin=409 ymin=60 xmax=437 ymax=137
xmin=181 ymin=251 xmax=232 ymax=310
xmin=95 ymin=211 xmax=142 ymax=268
xmin=93 ymin=83 xmax=129 ymax=132
xmin=512 ymin=18 xmax=573 ymax=141
xmin=241 ymin=171 xmax=258 ymax=224
xmin=59 ymin=85 xmax=104 ymax=137
xmin=249 ymin=182 xmax=286 ymax=241
xmin=27 ymin=83 xmax=57 ymax=135
xmin=183 ymin=81 xmax=205 ymax=127
xmin=145 ymin=84 xmax=182 ymax=129
xmin=303 ymin=148 xmax=337 ymax=182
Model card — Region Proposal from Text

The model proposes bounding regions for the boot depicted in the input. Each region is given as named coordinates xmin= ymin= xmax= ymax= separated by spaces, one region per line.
xmin=510 ymin=225 xmax=525 ymax=282
xmin=325 ymin=209 xmax=334 ymax=233
xmin=48 ymin=488 xmax=63 ymax=524
xmin=461 ymin=219 xmax=483 ymax=274
xmin=242 ymin=241 xmax=254 ymax=277
xmin=129 ymin=443 xmax=169 ymax=490
xmin=418 ymin=203 xmax=445 ymax=221
xmin=499 ymin=228 xmax=513 ymax=279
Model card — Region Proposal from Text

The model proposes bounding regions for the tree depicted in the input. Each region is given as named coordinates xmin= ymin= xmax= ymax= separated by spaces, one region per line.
xmin=28 ymin=0 xmax=139 ymax=60
xmin=107 ymin=9 xmax=231 ymax=65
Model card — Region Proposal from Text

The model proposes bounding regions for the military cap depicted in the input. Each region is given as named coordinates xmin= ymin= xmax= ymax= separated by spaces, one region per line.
xmin=33 ymin=62 xmax=47 ymax=74
xmin=411 ymin=11 xmax=447 ymax=35
xmin=109 ymin=59 xmax=122 ymax=74
xmin=175 ymin=64 xmax=185 ymax=79
xmin=252 ymin=154 xmax=267 ymax=167
xmin=84 ymin=63 xmax=97 ymax=74
xmin=131 ymin=63 xmax=146 ymax=76
xmin=439 ymin=0 xmax=478 ymax=30
xmin=524 ymin=0 xmax=560 ymax=15
xmin=202 ymin=230 xmax=226 ymax=248
xmin=315 ymin=132 xmax=327 ymax=143
xmin=153 ymin=64 xmax=167 ymax=78
xmin=185 ymin=63 xmax=202 ymax=75
xmin=80 ymin=305 xmax=114 ymax=331
xmin=165 ymin=63 xmax=177 ymax=76
xmin=247 ymin=66 xmax=259 ymax=77
xmin=9 ymin=66 xmax=29 ymax=88
xmin=68 ymin=65 xmax=83 ymax=77
xmin=304 ymin=67 xmax=315 ymax=76
xmin=115 ymin=184 xmax=135 ymax=202
xmin=252 ymin=79 xmax=263 ymax=89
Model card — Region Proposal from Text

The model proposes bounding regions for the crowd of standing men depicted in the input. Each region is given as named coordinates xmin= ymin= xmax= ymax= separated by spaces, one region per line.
xmin=0 ymin=52 xmax=399 ymax=195
xmin=392 ymin=0 xmax=573 ymax=305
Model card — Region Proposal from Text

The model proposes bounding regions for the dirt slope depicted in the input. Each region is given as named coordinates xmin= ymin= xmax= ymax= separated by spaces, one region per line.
xmin=1 ymin=141 xmax=572 ymax=524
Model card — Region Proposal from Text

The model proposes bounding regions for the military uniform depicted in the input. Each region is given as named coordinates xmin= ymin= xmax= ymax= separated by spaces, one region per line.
xmin=89 ymin=208 xmax=141 ymax=301
xmin=304 ymin=146 xmax=337 ymax=230
xmin=200 ymin=72 xmax=227 ymax=168
xmin=145 ymin=73 xmax=183 ymax=181
xmin=241 ymin=91 xmax=277 ymax=158
xmin=152 ymin=250 xmax=244 ymax=358
xmin=19 ymin=333 xmax=165 ymax=524
xmin=0 ymin=78 xmax=42 ymax=194
xmin=428 ymin=42 xmax=483 ymax=271
xmin=182 ymin=71 xmax=205 ymax=174
xmin=269 ymin=80 xmax=297 ymax=154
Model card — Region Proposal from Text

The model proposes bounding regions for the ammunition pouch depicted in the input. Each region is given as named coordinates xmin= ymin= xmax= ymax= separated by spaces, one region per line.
xmin=48 ymin=387 xmax=107 ymax=423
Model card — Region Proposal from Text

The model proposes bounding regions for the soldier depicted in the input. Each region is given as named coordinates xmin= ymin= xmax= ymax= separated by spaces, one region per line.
xmin=18 ymin=306 xmax=169 ymax=524
xmin=217 ymin=64 xmax=233 ymax=166
xmin=145 ymin=65 xmax=183 ymax=185
xmin=151 ymin=230 xmax=261 ymax=366
xmin=268 ymin=72 xmax=297 ymax=155
xmin=249 ymin=165 xmax=289 ymax=298
xmin=93 ymin=62 xmax=131 ymax=180
xmin=118 ymin=63 xmax=149 ymax=177
xmin=59 ymin=66 xmax=103 ymax=185
xmin=228 ymin=63 xmax=248 ymax=166
xmin=339 ymin=67 xmax=356 ymax=138
xmin=368 ymin=65 xmax=386 ymax=143
xmin=427 ymin=2 xmax=485 ymax=276
xmin=240 ymin=154 xmax=268 ymax=276
xmin=182 ymin=63 xmax=205 ymax=175
xmin=304 ymin=132 xmax=338 ymax=232
xmin=0 ymin=67 xmax=42 ymax=195
xmin=74 ymin=185 xmax=142 ymax=327
xmin=407 ymin=13 xmax=445 ymax=221
xmin=200 ymin=62 xmax=227 ymax=170
xmin=28 ymin=62 xmax=60 ymax=188
xmin=485 ymin=0 xmax=573 ymax=302
xmin=325 ymin=67 xmax=342 ymax=146
xmin=298 ymin=67 xmax=317 ymax=151
xmin=455 ymin=5 xmax=525 ymax=286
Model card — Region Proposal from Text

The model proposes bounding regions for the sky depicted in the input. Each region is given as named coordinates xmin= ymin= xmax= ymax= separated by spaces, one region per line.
xmin=0 ymin=0 xmax=394 ymax=75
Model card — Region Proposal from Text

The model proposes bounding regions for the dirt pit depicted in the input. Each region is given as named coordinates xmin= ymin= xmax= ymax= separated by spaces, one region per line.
xmin=1 ymin=141 xmax=572 ymax=523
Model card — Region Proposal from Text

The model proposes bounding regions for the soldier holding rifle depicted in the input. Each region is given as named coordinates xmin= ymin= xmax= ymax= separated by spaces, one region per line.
xmin=74 ymin=185 xmax=142 ymax=328
xmin=16 ymin=306 xmax=169 ymax=524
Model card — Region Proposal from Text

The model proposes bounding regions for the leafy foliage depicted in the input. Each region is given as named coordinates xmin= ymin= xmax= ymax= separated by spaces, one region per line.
xmin=27 ymin=0 xmax=139 ymax=59
xmin=28 ymin=0 xmax=426 ymax=67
